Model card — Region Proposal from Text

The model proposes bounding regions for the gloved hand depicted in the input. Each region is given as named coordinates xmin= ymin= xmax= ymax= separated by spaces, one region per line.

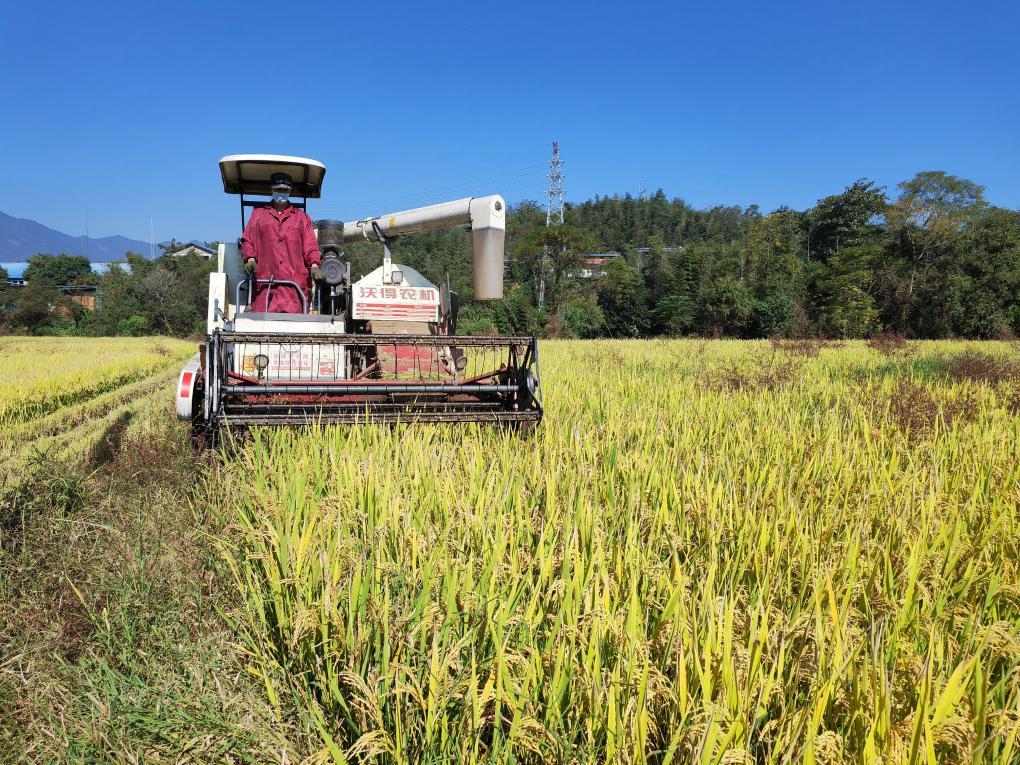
xmin=310 ymin=265 xmax=324 ymax=281
xmin=244 ymin=259 xmax=257 ymax=276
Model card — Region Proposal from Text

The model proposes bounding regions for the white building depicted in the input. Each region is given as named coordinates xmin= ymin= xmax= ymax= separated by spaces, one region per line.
xmin=172 ymin=242 xmax=217 ymax=259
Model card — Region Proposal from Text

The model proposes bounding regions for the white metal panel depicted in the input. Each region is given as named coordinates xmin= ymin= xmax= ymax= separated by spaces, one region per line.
xmin=230 ymin=314 xmax=348 ymax=333
xmin=218 ymin=242 xmax=244 ymax=316
xmin=207 ymin=272 xmax=228 ymax=332
xmin=176 ymin=353 xmax=201 ymax=420
xmin=228 ymin=314 xmax=348 ymax=382
xmin=219 ymin=154 xmax=326 ymax=197
xmin=468 ymin=195 xmax=506 ymax=230
xmin=351 ymin=265 xmax=440 ymax=322
xmin=232 ymin=345 xmax=346 ymax=381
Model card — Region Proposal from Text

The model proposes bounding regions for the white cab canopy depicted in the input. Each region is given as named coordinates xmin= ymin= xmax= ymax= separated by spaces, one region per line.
xmin=219 ymin=154 xmax=326 ymax=198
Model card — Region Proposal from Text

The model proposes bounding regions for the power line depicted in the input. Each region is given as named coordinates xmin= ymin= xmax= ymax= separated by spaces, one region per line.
xmin=327 ymin=177 xmax=546 ymax=217
xmin=317 ymin=163 xmax=547 ymax=216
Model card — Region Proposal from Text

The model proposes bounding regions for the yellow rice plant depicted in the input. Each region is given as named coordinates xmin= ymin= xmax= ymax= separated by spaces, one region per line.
xmin=0 ymin=337 xmax=193 ymax=472
xmin=213 ymin=339 xmax=1020 ymax=763
xmin=0 ymin=336 xmax=192 ymax=425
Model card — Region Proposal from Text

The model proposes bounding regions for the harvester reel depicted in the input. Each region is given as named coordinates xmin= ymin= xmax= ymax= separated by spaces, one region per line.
xmin=197 ymin=331 xmax=542 ymax=435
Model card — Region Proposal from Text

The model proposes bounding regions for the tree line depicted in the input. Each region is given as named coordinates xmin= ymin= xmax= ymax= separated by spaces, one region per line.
xmin=473 ymin=170 xmax=1019 ymax=339
xmin=3 ymin=170 xmax=1018 ymax=339
xmin=0 ymin=249 xmax=215 ymax=336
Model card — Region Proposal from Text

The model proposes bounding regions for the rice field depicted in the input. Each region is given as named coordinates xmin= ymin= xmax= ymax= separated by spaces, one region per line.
xmin=2 ymin=337 xmax=1019 ymax=763
xmin=0 ymin=337 xmax=194 ymax=474
xmin=212 ymin=339 xmax=1020 ymax=764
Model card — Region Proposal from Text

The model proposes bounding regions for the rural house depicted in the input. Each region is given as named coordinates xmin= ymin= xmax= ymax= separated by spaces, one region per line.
xmin=172 ymin=242 xmax=217 ymax=259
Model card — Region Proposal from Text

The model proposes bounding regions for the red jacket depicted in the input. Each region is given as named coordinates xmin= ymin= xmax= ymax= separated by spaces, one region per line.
xmin=240 ymin=205 xmax=320 ymax=313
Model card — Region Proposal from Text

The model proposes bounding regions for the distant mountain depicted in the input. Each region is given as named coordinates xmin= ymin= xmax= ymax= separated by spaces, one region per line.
xmin=0 ymin=210 xmax=154 ymax=262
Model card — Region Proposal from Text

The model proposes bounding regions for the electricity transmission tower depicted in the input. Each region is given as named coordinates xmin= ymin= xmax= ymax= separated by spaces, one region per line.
xmin=539 ymin=142 xmax=564 ymax=308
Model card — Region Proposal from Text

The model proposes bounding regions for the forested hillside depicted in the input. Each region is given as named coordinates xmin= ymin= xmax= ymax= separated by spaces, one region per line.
xmin=4 ymin=170 xmax=1019 ymax=339
xmin=386 ymin=170 xmax=1020 ymax=339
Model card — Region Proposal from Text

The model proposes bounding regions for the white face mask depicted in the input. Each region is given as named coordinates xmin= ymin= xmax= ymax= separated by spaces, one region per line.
xmin=272 ymin=191 xmax=290 ymax=204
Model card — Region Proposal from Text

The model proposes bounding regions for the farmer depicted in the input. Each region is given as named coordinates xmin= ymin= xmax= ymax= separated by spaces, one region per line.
xmin=240 ymin=172 xmax=323 ymax=312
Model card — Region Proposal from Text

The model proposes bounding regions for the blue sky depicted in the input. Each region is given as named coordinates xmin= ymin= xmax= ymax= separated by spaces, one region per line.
xmin=2 ymin=0 xmax=1017 ymax=245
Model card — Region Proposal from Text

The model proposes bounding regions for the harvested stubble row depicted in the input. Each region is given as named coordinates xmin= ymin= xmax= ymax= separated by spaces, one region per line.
xmin=214 ymin=339 xmax=1020 ymax=764
xmin=0 ymin=337 xmax=194 ymax=473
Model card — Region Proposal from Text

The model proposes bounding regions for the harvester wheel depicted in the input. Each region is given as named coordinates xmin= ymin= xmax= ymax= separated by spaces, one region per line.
xmin=190 ymin=420 xmax=210 ymax=452
xmin=189 ymin=382 xmax=210 ymax=452
xmin=519 ymin=371 xmax=542 ymax=413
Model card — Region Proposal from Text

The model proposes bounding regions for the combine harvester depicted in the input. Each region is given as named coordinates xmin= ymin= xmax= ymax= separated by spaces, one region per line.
xmin=177 ymin=155 xmax=542 ymax=445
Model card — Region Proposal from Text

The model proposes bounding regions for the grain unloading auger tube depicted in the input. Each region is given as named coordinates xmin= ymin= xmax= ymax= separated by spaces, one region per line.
xmin=177 ymin=154 xmax=543 ymax=443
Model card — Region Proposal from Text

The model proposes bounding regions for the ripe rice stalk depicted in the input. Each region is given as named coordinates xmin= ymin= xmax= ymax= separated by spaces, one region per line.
xmin=205 ymin=339 xmax=1019 ymax=763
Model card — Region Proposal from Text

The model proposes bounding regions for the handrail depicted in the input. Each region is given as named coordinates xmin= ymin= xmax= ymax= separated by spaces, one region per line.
xmin=235 ymin=276 xmax=308 ymax=314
